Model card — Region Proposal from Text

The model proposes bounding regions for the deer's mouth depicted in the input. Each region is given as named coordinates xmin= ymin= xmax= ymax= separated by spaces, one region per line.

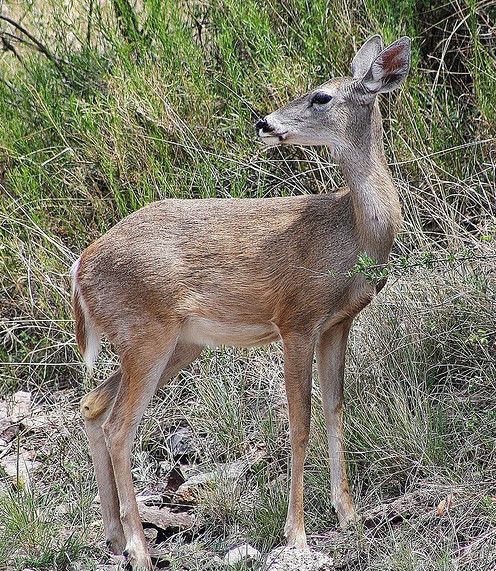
xmin=258 ymin=131 xmax=288 ymax=145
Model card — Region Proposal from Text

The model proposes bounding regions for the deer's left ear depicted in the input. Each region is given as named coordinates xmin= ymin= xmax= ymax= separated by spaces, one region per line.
xmin=359 ymin=37 xmax=411 ymax=97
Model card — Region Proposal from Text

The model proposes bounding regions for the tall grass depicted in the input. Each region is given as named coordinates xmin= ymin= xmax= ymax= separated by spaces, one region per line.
xmin=0 ymin=0 xmax=495 ymax=569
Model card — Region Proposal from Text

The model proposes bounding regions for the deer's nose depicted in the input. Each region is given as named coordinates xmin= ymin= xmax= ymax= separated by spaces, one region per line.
xmin=255 ymin=119 xmax=274 ymax=133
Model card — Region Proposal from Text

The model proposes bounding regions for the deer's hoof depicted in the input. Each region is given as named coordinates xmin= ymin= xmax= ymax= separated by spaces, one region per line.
xmin=284 ymin=522 xmax=308 ymax=550
xmin=123 ymin=545 xmax=152 ymax=570
xmin=105 ymin=535 xmax=126 ymax=555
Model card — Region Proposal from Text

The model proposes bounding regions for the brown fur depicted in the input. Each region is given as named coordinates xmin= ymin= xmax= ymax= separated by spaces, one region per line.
xmin=77 ymin=194 xmax=376 ymax=343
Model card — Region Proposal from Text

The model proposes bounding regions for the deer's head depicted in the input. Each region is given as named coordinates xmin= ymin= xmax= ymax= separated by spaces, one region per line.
xmin=256 ymin=36 xmax=411 ymax=159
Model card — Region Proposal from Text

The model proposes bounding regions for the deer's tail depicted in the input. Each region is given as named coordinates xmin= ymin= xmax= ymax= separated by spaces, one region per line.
xmin=71 ymin=258 xmax=101 ymax=376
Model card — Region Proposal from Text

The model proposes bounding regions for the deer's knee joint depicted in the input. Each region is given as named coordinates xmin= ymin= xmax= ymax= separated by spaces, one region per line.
xmin=102 ymin=420 xmax=126 ymax=450
xmin=80 ymin=389 xmax=110 ymax=421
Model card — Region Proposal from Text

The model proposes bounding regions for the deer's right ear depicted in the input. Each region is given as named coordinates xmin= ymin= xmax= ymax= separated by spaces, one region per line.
xmin=351 ymin=35 xmax=384 ymax=79
xmin=359 ymin=37 xmax=411 ymax=98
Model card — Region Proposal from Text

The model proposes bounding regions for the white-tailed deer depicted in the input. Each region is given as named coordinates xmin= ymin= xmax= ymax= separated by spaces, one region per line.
xmin=72 ymin=35 xmax=410 ymax=570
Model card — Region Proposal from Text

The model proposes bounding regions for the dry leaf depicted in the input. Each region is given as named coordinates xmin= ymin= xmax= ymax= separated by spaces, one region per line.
xmin=436 ymin=493 xmax=455 ymax=517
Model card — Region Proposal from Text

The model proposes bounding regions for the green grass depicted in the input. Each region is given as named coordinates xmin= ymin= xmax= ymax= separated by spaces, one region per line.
xmin=0 ymin=0 xmax=495 ymax=569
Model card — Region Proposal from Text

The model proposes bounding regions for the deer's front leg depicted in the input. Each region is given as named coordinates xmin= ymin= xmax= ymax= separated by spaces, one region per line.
xmin=282 ymin=332 xmax=315 ymax=549
xmin=316 ymin=320 xmax=355 ymax=527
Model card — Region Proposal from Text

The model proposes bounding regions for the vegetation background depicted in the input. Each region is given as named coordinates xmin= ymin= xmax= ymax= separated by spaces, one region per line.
xmin=0 ymin=0 xmax=495 ymax=569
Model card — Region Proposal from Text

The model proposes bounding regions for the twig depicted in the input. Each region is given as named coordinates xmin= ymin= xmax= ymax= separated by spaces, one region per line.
xmin=2 ymin=30 xmax=38 ymax=50
xmin=0 ymin=14 xmax=68 ymax=75
xmin=1 ymin=35 xmax=22 ymax=62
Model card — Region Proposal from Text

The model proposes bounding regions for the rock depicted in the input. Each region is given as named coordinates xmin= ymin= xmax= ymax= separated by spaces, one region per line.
xmin=143 ymin=527 xmax=158 ymax=542
xmin=107 ymin=555 xmax=126 ymax=568
xmin=224 ymin=544 xmax=261 ymax=566
xmin=266 ymin=547 xmax=334 ymax=571
xmin=175 ymin=460 xmax=247 ymax=502
xmin=167 ymin=426 xmax=196 ymax=459
xmin=148 ymin=546 xmax=171 ymax=563
xmin=11 ymin=391 xmax=31 ymax=420
xmin=0 ymin=400 xmax=8 ymax=420
xmin=135 ymin=490 xmax=163 ymax=505
xmin=21 ymin=413 xmax=54 ymax=432
xmin=175 ymin=471 xmax=215 ymax=501
xmin=362 ymin=488 xmax=435 ymax=526
xmin=137 ymin=503 xmax=194 ymax=531
xmin=0 ymin=418 xmax=19 ymax=444
xmin=160 ymin=464 xmax=186 ymax=493
xmin=0 ymin=450 xmax=40 ymax=489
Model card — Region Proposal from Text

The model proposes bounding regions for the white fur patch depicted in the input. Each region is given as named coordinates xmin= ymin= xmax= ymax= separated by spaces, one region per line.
xmin=71 ymin=258 xmax=101 ymax=376
xmin=181 ymin=317 xmax=279 ymax=348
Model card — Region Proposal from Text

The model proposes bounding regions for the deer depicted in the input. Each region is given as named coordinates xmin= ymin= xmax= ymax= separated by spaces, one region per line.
xmin=71 ymin=35 xmax=411 ymax=570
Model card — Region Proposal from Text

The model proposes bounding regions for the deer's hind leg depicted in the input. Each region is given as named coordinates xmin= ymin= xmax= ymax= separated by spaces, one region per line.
xmin=102 ymin=327 xmax=183 ymax=571
xmin=81 ymin=369 xmax=126 ymax=554
xmin=80 ymin=342 xmax=203 ymax=558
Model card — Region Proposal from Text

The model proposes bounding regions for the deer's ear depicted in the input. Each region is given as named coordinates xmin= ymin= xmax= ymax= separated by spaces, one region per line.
xmin=360 ymin=37 xmax=411 ymax=96
xmin=351 ymin=35 xmax=384 ymax=79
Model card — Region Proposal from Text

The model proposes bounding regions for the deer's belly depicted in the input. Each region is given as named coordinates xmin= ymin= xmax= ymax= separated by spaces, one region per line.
xmin=181 ymin=317 xmax=280 ymax=348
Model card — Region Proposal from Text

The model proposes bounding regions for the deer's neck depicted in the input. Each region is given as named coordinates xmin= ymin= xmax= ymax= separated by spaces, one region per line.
xmin=339 ymin=122 xmax=401 ymax=264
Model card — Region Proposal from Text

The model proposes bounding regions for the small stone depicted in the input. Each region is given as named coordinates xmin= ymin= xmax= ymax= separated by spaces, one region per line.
xmin=0 ymin=418 xmax=19 ymax=443
xmin=266 ymin=547 xmax=333 ymax=571
xmin=0 ymin=450 xmax=40 ymax=489
xmin=224 ymin=544 xmax=261 ymax=566
xmin=55 ymin=503 xmax=69 ymax=516
xmin=143 ymin=527 xmax=158 ymax=542
xmin=167 ymin=426 xmax=196 ymax=458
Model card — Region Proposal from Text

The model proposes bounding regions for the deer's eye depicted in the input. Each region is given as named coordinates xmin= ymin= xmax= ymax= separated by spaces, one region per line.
xmin=311 ymin=92 xmax=333 ymax=106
